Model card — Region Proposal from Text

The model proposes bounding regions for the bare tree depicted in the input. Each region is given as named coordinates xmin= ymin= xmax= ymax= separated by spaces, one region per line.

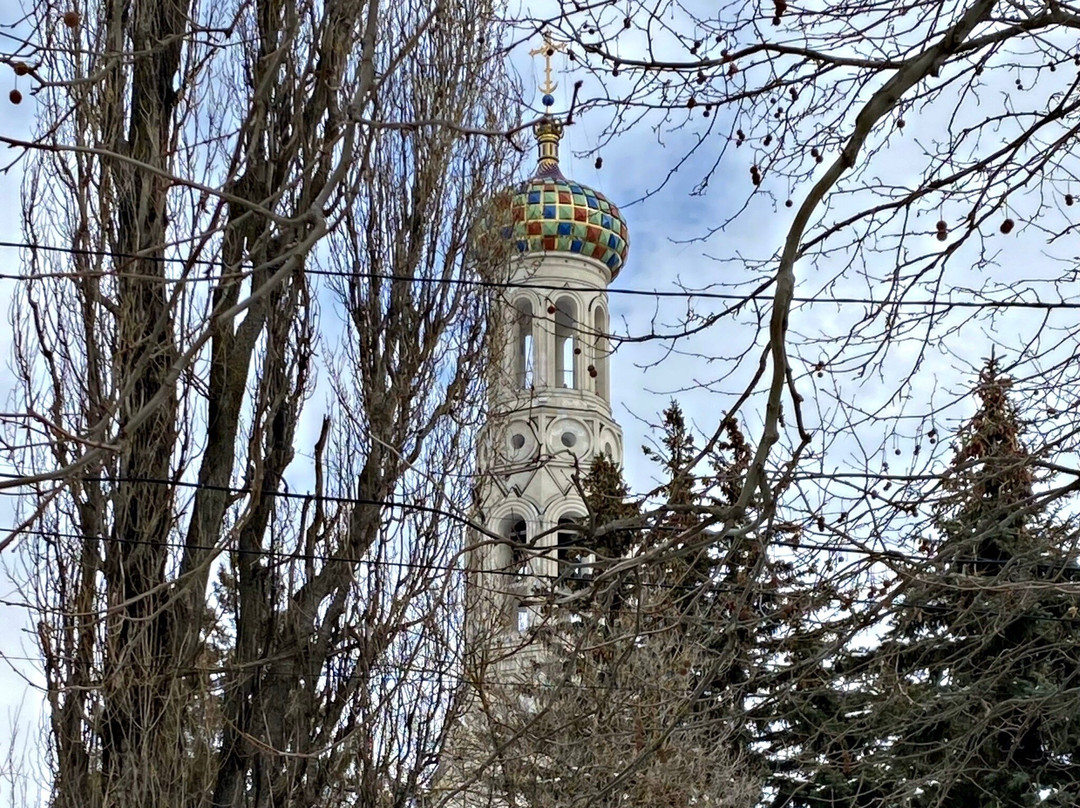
xmin=521 ymin=0 xmax=1080 ymax=545
xmin=463 ymin=609 xmax=761 ymax=808
xmin=443 ymin=414 xmax=791 ymax=808
xmin=0 ymin=0 xmax=524 ymax=805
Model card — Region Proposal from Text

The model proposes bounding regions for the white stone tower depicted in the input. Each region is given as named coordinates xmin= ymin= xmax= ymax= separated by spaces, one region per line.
xmin=432 ymin=47 xmax=632 ymax=808
xmin=469 ymin=73 xmax=630 ymax=647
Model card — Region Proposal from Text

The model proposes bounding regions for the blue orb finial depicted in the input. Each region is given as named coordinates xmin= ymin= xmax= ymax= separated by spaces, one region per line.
xmin=530 ymin=35 xmax=566 ymax=105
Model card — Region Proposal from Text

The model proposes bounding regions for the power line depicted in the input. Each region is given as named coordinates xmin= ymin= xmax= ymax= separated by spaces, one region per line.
xmin=1 ymin=240 xmax=1076 ymax=311
xmin=0 ymin=649 xmax=809 ymax=699
xmin=3 ymin=504 xmax=1079 ymax=614
xmin=3 ymin=578 xmax=1079 ymax=703
xmin=2 ymin=472 xmax=1077 ymax=575
xmin=0 ymin=470 xmax=957 ymax=575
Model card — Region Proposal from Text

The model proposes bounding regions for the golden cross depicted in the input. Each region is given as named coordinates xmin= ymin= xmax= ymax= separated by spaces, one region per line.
xmin=528 ymin=35 xmax=566 ymax=97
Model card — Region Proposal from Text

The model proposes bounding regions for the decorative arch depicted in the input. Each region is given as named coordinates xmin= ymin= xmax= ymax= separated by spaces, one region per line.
xmin=543 ymin=496 xmax=586 ymax=527
xmin=487 ymin=499 xmax=541 ymax=575
xmin=485 ymin=503 xmax=540 ymax=633
xmin=488 ymin=497 xmax=541 ymax=527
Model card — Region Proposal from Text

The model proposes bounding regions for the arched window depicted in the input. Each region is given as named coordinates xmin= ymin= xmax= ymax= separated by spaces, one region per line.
xmin=505 ymin=516 xmax=529 ymax=576
xmin=499 ymin=515 xmax=532 ymax=632
xmin=516 ymin=603 xmax=531 ymax=632
xmin=554 ymin=296 xmax=577 ymax=389
xmin=514 ymin=299 xmax=534 ymax=388
xmin=593 ymin=306 xmax=609 ymax=400
xmin=557 ymin=515 xmax=589 ymax=585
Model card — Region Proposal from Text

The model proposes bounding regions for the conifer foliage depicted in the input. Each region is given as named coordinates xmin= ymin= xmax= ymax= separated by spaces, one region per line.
xmin=466 ymin=403 xmax=783 ymax=808
xmin=771 ymin=360 xmax=1080 ymax=807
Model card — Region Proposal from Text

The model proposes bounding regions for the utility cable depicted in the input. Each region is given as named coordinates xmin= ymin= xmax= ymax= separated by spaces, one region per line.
xmin=1 ymin=240 xmax=1075 ymax=310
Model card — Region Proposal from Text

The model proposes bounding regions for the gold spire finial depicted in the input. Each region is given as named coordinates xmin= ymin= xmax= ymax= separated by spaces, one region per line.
xmin=529 ymin=35 xmax=566 ymax=100
xmin=529 ymin=35 xmax=566 ymax=172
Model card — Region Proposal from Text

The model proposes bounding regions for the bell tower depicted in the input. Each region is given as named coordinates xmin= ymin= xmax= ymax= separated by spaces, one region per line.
xmin=470 ymin=47 xmax=630 ymax=643
xmin=431 ymin=41 xmax=633 ymax=808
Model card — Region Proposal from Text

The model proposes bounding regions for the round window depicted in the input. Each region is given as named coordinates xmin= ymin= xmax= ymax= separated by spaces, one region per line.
xmin=561 ymin=431 xmax=577 ymax=448
xmin=511 ymin=433 xmax=526 ymax=450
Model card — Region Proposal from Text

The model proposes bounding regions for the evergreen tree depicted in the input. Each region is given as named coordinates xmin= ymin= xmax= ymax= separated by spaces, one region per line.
xmin=464 ymin=402 xmax=775 ymax=807
xmin=642 ymin=403 xmax=795 ymax=771
xmin=771 ymin=360 xmax=1080 ymax=807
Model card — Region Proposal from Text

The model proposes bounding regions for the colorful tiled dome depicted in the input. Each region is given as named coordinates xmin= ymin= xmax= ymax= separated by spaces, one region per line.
xmin=506 ymin=118 xmax=630 ymax=277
